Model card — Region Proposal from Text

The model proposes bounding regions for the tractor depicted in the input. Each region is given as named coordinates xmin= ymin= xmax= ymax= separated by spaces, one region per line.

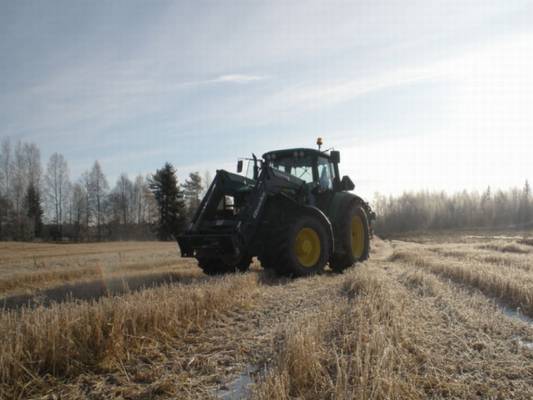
xmin=177 ymin=139 xmax=375 ymax=277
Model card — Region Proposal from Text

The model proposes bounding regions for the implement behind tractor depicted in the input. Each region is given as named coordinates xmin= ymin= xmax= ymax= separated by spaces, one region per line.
xmin=177 ymin=139 xmax=375 ymax=277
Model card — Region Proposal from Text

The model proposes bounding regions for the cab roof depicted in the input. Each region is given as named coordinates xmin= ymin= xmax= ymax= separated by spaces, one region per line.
xmin=262 ymin=148 xmax=330 ymax=160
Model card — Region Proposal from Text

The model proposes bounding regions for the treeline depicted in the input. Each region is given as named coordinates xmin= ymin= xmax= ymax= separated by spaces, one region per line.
xmin=0 ymin=138 xmax=208 ymax=241
xmin=373 ymin=182 xmax=533 ymax=236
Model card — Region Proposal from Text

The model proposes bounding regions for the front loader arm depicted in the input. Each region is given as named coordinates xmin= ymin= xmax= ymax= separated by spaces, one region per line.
xmin=177 ymin=165 xmax=305 ymax=260
xmin=234 ymin=166 xmax=305 ymax=249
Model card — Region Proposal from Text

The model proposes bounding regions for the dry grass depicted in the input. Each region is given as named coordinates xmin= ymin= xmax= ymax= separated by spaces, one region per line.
xmin=477 ymin=242 xmax=531 ymax=254
xmin=0 ymin=241 xmax=177 ymax=265
xmin=391 ymin=247 xmax=533 ymax=317
xmin=518 ymin=237 xmax=533 ymax=247
xmin=253 ymin=258 xmax=533 ymax=399
xmin=0 ymin=273 xmax=259 ymax=399
xmin=254 ymin=267 xmax=421 ymax=400
xmin=2 ymin=235 xmax=533 ymax=399
xmin=0 ymin=241 xmax=187 ymax=297
xmin=428 ymin=246 xmax=533 ymax=272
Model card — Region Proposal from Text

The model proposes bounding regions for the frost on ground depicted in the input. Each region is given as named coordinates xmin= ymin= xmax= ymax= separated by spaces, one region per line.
xmin=0 ymin=234 xmax=532 ymax=399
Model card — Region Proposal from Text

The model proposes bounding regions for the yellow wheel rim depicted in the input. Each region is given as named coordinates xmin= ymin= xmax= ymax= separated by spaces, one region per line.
xmin=351 ymin=215 xmax=365 ymax=259
xmin=294 ymin=227 xmax=321 ymax=267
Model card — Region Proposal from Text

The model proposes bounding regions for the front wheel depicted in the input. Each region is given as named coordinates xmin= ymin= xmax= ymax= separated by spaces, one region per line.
xmin=262 ymin=213 xmax=331 ymax=277
xmin=196 ymin=255 xmax=252 ymax=275
xmin=330 ymin=203 xmax=370 ymax=272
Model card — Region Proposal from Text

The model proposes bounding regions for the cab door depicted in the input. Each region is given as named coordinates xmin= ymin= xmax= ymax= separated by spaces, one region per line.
xmin=314 ymin=156 xmax=337 ymax=213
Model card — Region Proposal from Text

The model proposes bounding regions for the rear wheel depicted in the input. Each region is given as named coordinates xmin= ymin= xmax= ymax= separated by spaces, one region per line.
xmin=330 ymin=203 xmax=370 ymax=272
xmin=261 ymin=213 xmax=330 ymax=277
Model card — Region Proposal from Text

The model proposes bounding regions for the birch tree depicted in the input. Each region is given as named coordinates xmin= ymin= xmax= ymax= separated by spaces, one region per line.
xmin=45 ymin=153 xmax=70 ymax=238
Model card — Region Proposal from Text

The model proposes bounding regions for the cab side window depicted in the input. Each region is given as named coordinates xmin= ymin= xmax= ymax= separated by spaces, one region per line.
xmin=317 ymin=157 xmax=333 ymax=190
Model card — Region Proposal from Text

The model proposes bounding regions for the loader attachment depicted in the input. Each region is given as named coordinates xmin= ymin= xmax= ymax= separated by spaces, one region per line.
xmin=177 ymin=166 xmax=306 ymax=262
xmin=177 ymin=169 xmax=254 ymax=259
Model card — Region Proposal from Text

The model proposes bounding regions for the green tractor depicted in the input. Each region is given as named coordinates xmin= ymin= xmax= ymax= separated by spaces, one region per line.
xmin=177 ymin=140 xmax=375 ymax=277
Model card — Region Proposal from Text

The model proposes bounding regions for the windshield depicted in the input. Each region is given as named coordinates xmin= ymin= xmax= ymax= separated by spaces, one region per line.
xmin=268 ymin=155 xmax=314 ymax=183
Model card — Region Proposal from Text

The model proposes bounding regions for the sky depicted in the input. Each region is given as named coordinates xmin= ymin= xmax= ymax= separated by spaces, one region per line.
xmin=1 ymin=0 xmax=533 ymax=199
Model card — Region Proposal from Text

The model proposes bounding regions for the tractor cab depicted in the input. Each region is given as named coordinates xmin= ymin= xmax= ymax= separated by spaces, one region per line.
xmin=262 ymin=148 xmax=354 ymax=192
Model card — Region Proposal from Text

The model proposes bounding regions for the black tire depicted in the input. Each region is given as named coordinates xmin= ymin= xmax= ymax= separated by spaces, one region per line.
xmin=330 ymin=203 xmax=370 ymax=272
xmin=258 ymin=254 xmax=272 ymax=269
xmin=197 ymin=257 xmax=235 ymax=275
xmin=196 ymin=254 xmax=251 ymax=275
xmin=235 ymin=255 xmax=252 ymax=272
xmin=261 ymin=213 xmax=330 ymax=277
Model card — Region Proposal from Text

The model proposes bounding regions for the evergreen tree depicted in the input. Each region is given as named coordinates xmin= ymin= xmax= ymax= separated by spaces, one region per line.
xmin=181 ymin=171 xmax=203 ymax=221
xmin=24 ymin=183 xmax=43 ymax=238
xmin=149 ymin=163 xmax=186 ymax=240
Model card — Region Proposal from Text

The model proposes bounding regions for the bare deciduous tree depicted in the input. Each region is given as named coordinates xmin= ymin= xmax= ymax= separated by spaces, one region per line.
xmin=118 ymin=173 xmax=133 ymax=225
xmin=182 ymin=172 xmax=203 ymax=221
xmin=132 ymin=174 xmax=145 ymax=224
xmin=45 ymin=153 xmax=70 ymax=238
xmin=80 ymin=171 xmax=92 ymax=237
xmin=23 ymin=142 xmax=41 ymax=188
xmin=203 ymin=170 xmax=212 ymax=195
xmin=0 ymin=138 xmax=12 ymax=199
xmin=89 ymin=161 xmax=108 ymax=240
xmin=12 ymin=142 xmax=27 ymax=218
xmin=374 ymin=183 xmax=533 ymax=236
xmin=70 ymin=182 xmax=87 ymax=241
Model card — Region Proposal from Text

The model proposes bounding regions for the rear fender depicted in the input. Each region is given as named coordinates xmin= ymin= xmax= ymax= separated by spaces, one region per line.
xmin=327 ymin=192 xmax=374 ymax=243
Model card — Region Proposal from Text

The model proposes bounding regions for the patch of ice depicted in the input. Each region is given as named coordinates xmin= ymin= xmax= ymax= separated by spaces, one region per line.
xmin=518 ymin=339 xmax=533 ymax=350
xmin=501 ymin=306 xmax=533 ymax=327
xmin=218 ymin=366 xmax=255 ymax=400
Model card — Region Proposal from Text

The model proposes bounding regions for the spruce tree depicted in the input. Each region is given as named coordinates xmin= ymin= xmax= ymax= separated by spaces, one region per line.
xmin=24 ymin=183 xmax=43 ymax=238
xmin=149 ymin=163 xmax=186 ymax=240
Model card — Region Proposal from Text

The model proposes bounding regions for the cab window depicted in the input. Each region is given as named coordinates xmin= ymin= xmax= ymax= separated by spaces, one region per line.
xmin=317 ymin=157 xmax=334 ymax=190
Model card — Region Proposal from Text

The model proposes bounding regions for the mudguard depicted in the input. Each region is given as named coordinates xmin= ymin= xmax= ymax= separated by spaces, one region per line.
xmin=326 ymin=192 xmax=373 ymax=247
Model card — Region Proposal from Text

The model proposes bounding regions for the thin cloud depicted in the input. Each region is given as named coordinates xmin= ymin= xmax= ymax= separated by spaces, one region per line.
xmin=179 ymin=73 xmax=269 ymax=87
xmin=212 ymin=74 xmax=268 ymax=84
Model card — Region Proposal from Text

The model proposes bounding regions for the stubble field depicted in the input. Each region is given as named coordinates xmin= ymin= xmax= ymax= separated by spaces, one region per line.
xmin=0 ymin=233 xmax=532 ymax=399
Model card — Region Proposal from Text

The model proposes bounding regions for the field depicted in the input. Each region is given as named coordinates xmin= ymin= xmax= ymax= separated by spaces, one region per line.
xmin=1 ymin=234 xmax=532 ymax=399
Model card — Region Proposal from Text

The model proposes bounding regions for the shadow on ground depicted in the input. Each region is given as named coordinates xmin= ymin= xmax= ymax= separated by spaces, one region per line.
xmin=1 ymin=272 xmax=208 ymax=310
xmin=255 ymin=266 xmax=341 ymax=286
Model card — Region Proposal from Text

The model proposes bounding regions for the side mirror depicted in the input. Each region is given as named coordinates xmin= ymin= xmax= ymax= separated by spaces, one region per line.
xmin=341 ymin=175 xmax=355 ymax=191
xmin=330 ymin=150 xmax=340 ymax=164
xmin=237 ymin=160 xmax=243 ymax=173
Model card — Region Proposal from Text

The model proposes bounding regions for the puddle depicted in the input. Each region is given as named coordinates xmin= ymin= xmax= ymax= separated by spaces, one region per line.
xmin=217 ymin=366 xmax=256 ymax=400
xmin=0 ymin=272 xmax=205 ymax=310
xmin=501 ymin=306 xmax=533 ymax=351
xmin=501 ymin=305 xmax=533 ymax=327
